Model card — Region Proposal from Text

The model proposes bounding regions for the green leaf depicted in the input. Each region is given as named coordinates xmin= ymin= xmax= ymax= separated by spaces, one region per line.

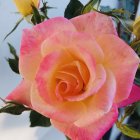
xmin=135 ymin=77 xmax=140 ymax=86
xmin=8 ymin=43 xmax=18 ymax=59
xmin=82 ymin=0 xmax=101 ymax=14
xmin=99 ymin=7 xmax=133 ymax=34
xmin=4 ymin=18 xmax=23 ymax=41
xmin=116 ymin=17 xmax=133 ymax=33
xmin=40 ymin=1 xmax=52 ymax=19
xmin=116 ymin=122 xmax=140 ymax=139
xmin=7 ymin=43 xmax=19 ymax=74
xmin=125 ymin=105 xmax=136 ymax=117
xmin=134 ymin=68 xmax=140 ymax=86
xmin=31 ymin=5 xmax=42 ymax=24
xmin=116 ymin=104 xmax=140 ymax=139
xmin=135 ymin=102 xmax=140 ymax=116
xmin=0 ymin=101 xmax=30 ymax=115
xmin=64 ymin=0 xmax=84 ymax=19
xmin=30 ymin=110 xmax=51 ymax=127
xmin=66 ymin=136 xmax=71 ymax=140
xmin=7 ymin=58 xmax=19 ymax=74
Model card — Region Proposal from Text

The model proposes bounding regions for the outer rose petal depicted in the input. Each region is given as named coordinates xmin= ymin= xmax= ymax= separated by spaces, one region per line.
xmin=118 ymin=84 xmax=140 ymax=107
xmin=96 ymin=34 xmax=140 ymax=103
xmin=20 ymin=17 xmax=76 ymax=81
xmin=75 ymin=68 xmax=116 ymax=127
xmin=51 ymin=105 xmax=118 ymax=140
xmin=6 ymin=80 xmax=31 ymax=107
xmin=70 ymin=11 xmax=117 ymax=38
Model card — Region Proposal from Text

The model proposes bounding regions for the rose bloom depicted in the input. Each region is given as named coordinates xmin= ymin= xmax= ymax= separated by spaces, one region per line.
xmin=13 ymin=0 xmax=39 ymax=16
xmin=7 ymin=12 xmax=140 ymax=140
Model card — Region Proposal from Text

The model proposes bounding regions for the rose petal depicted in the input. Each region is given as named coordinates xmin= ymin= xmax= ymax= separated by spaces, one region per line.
xmin=118 ymin=84 xmax=140 ymax=107
xmin=70 ymin=11 xmax=117 ymax=38
xmin=41 ymin=31 xmax=104 ymax=63
xmin=31 ymin=83 xmax=86 ymax=123
xmin=6 ymin=80 xmax=31 ymax=107
xmin=96 ymin=34 xmax=140 ymax=103
xmin=56 ymin=70 xmax=83 ymax=99
xmin=41 ymin=31 xmax=105 ymax=101
xmin=51 ymin=105 xmax=118 ymax=140
xmin=35 ymin=50 xmax=73 ymax=104
xmin=19 ymin=17 xmax=76 ymax=81
xmin=75 ymin=68 xmax=116 ymax=127
xmin=66 ymin=64 xmax=106 ymax=101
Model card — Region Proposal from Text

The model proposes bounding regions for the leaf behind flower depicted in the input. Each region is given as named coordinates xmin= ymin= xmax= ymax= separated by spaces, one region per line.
xmin=64 ymin=0 xmax=84 ymax=19
xmin=30 ymin=110 xmax=51 ymax=127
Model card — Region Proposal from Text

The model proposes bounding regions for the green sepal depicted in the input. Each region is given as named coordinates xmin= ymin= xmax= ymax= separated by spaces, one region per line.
xmin=7 ymin=43 xmax=19 ymax=74
xmin=31 ymin=5 xmax=42 ymax=24
xmin=40 ymin=1 xmax=52 ymax=19
xmin=0 ymin=100 xmax=30 ymax=115
xmin=64 ymin=0 xmax=84 ymax=19
xmin=7 ymin=58 xmax=19 ymax=74
xmin=66 ymin=136 xmax=71 ymax=140
xmin=30 ymin=110 xmax=51 ymax=127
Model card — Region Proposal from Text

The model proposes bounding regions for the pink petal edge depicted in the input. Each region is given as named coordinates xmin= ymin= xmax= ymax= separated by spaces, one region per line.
xmin=96 ymin=34 xmax=140 ymax=103
xmin=51 ymin=105 xmax=118 ymax=140
xmin=70 ymin=11 xmax=117 ymax=38
xmin=118 ymin=84 xmax=140 ymax=107
xmin=6 ymin=80 xmax=31 ymax=107
xmin=20 ymin=17 xmax=76 ymax=81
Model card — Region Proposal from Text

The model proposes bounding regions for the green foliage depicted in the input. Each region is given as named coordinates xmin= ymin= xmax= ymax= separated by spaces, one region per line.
xmin=100 ymin=7 xmax=133 ymax=34
xmin=66 ymin=136 xmax=71 ymax=140
xmin=7 ymin=43 xmax=19 ymax=74
xmin=0 ymin=100 xmax=30 ymax=115
xmin=116 ymin=123 xmax=140 ymax=139
xmin=7 ymin=58 xmax=19 ymax=74
xmin=64 ymin=0 xmax=84 ymax=19
xmin=100 ymin=6 xmax=112 ymax=13
xmin=134 ymin=68 xmax=140 ymax=86
xmin=40 ymin=1 xmax=52 ymax=19
xmin=125 ymin=105 xmax=136 ymax=117
xmin=31 ymin=5 xmax=42 ymax=24
xmin=116 ymin=104 xmax=140 ymax=139
xmin=131 ymin=40 xmax=140 ymax=55
xmin=82 ymin=0 xmax=101 ymax=14
xmin=135 ymin=102 xmax=140 ymax=116
xmin=31 ymin=1 xmax=52 ymax=24
xmin=30 ymin=110 xmax=51 ymax=127
xmin=4 ymin=18 xmax=23 ymax=41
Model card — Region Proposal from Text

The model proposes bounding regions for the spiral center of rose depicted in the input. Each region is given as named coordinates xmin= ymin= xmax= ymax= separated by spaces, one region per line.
xmin=55 ymin=60 xmax=90 ymax=101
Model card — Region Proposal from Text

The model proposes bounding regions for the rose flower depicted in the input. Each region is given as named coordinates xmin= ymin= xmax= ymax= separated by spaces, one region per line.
xmin=13 ymin=0 xmax=39 ymax=16
xmin=6 ymin=12 xmax=140 ymax=140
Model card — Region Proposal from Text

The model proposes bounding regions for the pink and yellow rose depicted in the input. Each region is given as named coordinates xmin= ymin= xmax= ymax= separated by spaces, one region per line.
xmin=6 ymin=12 xmax=140 ymax=140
